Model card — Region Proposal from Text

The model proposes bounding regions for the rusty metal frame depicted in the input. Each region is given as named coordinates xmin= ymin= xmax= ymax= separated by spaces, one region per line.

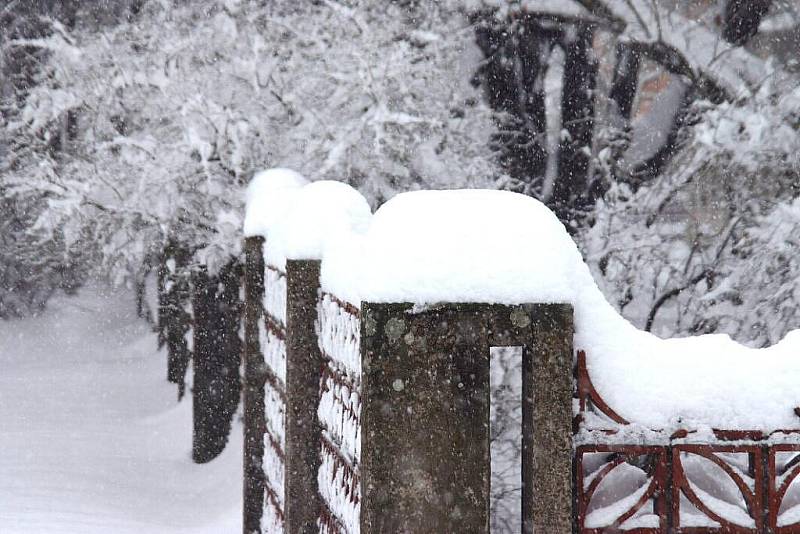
xmin=576 ymin=445 xmax=668 ymax=533
xmin=575 ymin=348 xmax=800 ymax=534
xmin=672 ymin=444 xmax=763 ymax=534
xmin=768 ymin=444 xmax=800 ymax=533
xmin=321 ymin=291 xmax=361 ymax=317
xmin=575 ymin=350 xmax=630 ymax=428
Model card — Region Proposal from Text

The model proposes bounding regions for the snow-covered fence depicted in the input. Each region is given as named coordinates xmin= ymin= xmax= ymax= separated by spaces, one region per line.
xmin=240 ymin=175 xmax=577 ymax=533
xmin=241 ymin=171 xmax=374 ymax=534
xmin=241 ymin=170 xmax=800 ymax=534
xmin=256 ymin=259 xmax=290 ymax=532
xmin=246 ymin=253 xmax=367 ymax=534
xmin=244 ymin=240 xmax=575 ymax=534
xmin=316 ymin=291 xmax=361 ymax=534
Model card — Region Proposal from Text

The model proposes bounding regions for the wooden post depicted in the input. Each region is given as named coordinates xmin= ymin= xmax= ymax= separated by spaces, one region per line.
xmin=243 ymin=236 xmax=266 ymax=534
xmin=360 ymin=303 xmax=492 ymax=533
xmin=284 ymin=259 xmax=323 ymax=534
xmin=523 ymin=303 xmax=574 ymax=533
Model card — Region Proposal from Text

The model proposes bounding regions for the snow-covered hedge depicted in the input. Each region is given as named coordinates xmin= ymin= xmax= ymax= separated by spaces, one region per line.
xmin=246 ymin=170 xmax=368 ymax=533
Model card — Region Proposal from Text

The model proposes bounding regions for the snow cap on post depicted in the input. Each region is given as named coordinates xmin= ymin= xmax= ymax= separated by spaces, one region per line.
xmin=321 ymin=188 xmax=800 ymax=432
xmin=243 ymin=167 xmax=309 ymax=238
xmin=265 ymin=180 xmax=372 ymax=269
xmin=321 ymin=189 xmax=585 ymax=306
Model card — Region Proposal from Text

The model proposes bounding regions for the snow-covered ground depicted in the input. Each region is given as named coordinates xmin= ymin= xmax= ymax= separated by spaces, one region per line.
xmin=0 ymin=286 xmax=242 ymax=533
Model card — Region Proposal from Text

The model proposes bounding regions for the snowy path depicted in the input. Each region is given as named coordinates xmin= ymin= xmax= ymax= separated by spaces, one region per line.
xmin=0 ymin=287 xmax=242 ymax=533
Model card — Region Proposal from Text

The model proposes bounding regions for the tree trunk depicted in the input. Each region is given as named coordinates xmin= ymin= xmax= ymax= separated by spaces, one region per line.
xmin=473 ymin=14 xmax=552 ymax=192
xmin=158 ymin=241 xmax=192 ymax=399
xmin=608 ymin=41 xmax=641 ymax=121
xmin=722 ymin=0 xmax=772 ymax=45
xmin=191 ymin=260 xmax=242 ymax=464
xmin=553 ymin=23 xmax=598 ymax=227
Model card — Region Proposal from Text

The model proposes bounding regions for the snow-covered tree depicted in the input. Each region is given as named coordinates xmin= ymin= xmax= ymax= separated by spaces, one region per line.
xmin=2 ymin=0 xmax=501 ymax=293
xmin=585 ymin=82 xmax=800 ymax=346
xmin=467 ymin=0 xmax=791 ymax=225
xmin=0 ymin=0 xmax=153 ymax=316
xmin=1 ymin=1 xmax=503 ymax=448
xmin=462 ymin=0 xmax=799 ymax=345
xmin=0 ymin=183 xmax=88 ymax=318
xmin=3 ymin=0 xmax=797 ymax=350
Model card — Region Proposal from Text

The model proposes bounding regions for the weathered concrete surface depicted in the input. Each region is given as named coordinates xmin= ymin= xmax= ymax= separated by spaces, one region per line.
xmin=359 ymin=302 xmax=574 ymax=534
xmin=526 ymin=304 xmax=574 ymax=534
xmin=360 ymin=303 xmax=491 ymax=534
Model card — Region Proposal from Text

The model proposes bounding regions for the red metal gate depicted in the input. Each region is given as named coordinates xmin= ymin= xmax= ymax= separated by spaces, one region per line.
xmin=574 ymin=350 xmax=800 ymax=533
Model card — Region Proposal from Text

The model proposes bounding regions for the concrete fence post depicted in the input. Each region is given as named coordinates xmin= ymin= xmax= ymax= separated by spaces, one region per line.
xmin=359 ymin=302 xmax=575 ymax=534
xmin=524 ymin=304 xmax=574 ymax=534
xmin=243 ymin=236 xmax=266 ymax=534
xmin=284 ymin=259 xmax=323 ymax=534
xmin=243 ymin=277 xmax=574 ymax=534
xmin=360 ymin=303 xmax=492 ymax=533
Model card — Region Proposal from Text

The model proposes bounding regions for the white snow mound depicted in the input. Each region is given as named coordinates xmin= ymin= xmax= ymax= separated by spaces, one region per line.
xmin=243 ymin=168 xmax=309 ymax=237
xmin=320 ymin=189 xmax=800 ymax=432
xmin=322 ymin=189 xmax=583 ymax=305
xmin=265 ymin=180 xmax=372 ymax=268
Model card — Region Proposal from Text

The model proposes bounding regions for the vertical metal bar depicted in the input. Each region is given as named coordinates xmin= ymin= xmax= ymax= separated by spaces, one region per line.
xmin=761 ymin=445 xmax=770 ymax=534
xmin=573 ymin=447 xmax=586 ymax=534
xmin=670 ymin=446 xmax=680 ymax=532
xmin=664 ymin=446 xmax=673 ymax=533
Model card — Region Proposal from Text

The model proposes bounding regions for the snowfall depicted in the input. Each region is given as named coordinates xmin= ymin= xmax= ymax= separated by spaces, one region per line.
xmin=0 ymin=287 xmax=242 ymax=533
